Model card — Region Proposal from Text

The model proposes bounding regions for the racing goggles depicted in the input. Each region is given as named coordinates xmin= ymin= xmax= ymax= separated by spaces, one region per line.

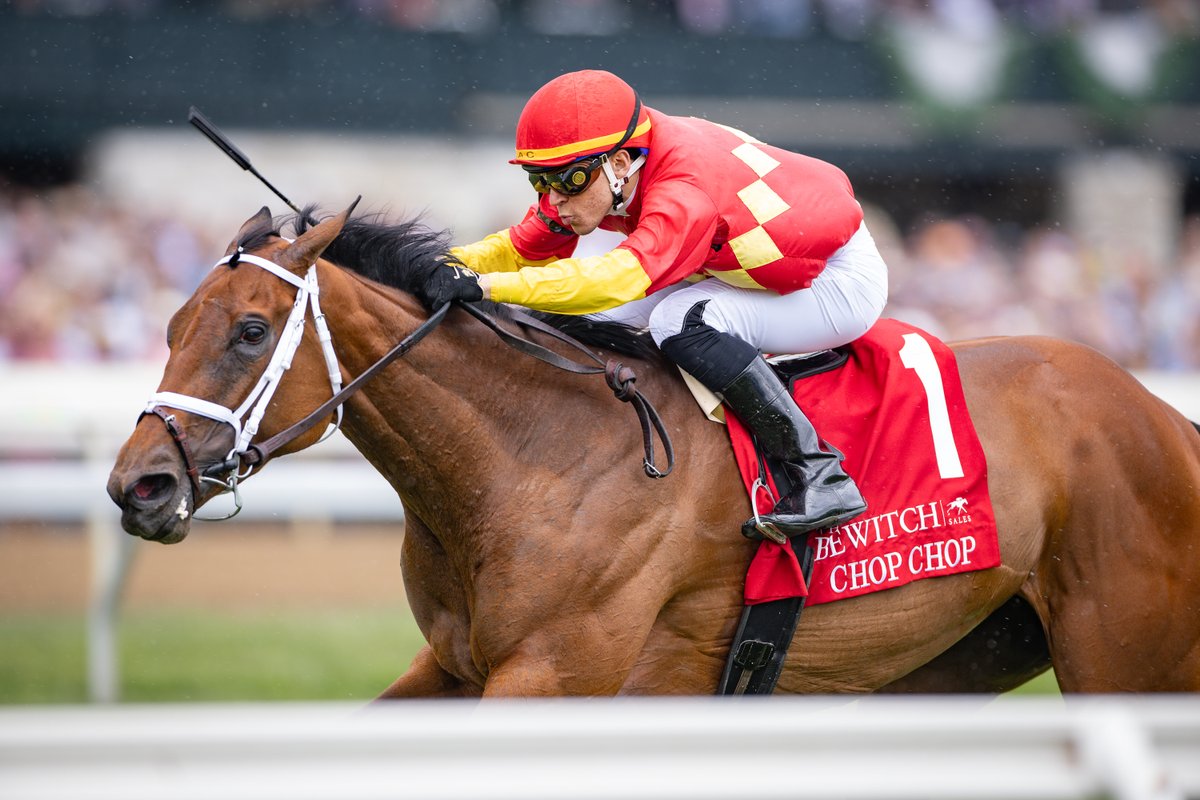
xmin=524 ymin=155 xmax=606 ymax=196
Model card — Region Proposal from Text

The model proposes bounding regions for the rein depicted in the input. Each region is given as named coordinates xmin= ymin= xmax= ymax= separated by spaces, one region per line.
xmin=460 ymin=303 xmax=674 ymax=478
xmin=244 ymin=301 xmax=674 ymax=477
xmin=237 ymin=301 xmax=449 ymax=470
xmin=146 ymin=251 xmax=674 ymax=517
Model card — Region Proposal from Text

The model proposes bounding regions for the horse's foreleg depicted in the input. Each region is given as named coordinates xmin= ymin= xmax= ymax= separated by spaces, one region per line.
xmin=375 ymin=645 xmax=481 ymax=700
xmin=478 ymin=627 xmax=641 ymax=697
xmin=480 ymin=666 xmax=571 ymax=697
xmin=481 ymin=659 xmax=624 ymax=697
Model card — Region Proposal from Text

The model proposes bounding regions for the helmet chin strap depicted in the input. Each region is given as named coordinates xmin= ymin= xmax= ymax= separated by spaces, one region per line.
xmin=604 ymin=153 xmax=646 ymax=215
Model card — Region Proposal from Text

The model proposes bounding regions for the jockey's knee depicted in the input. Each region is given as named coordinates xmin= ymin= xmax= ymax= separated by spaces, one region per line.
xmin=650 ymin=286 xmax=735 ymax=338
xmin=659 ymin=300 xmax=758 ymax=390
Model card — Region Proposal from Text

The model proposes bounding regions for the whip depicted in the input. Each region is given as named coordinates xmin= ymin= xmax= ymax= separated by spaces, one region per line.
xmin=187 ymin=106 xmax=316 ymax=226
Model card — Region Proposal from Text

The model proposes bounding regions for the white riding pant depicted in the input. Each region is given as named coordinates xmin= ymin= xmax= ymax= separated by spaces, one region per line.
xmin=592 ymin=221 xmax=888 ymax=354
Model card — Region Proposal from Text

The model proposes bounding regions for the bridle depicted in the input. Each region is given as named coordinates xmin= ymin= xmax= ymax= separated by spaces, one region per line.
xmin=141 ymin=247 xmax=345 ymax=519
xmin=142 ymin=247 xmax=674 ymax=520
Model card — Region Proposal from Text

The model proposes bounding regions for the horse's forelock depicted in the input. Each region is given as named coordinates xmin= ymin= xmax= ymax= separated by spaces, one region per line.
xmin=237 ymin=215 xmax=284 ymax=253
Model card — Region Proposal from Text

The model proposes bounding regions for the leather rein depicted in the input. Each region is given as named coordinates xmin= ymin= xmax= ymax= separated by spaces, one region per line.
xmin=242 ymin=300 xmax=674 ymax=476
xmin=147 ymin=254 xmax=674 ymax=517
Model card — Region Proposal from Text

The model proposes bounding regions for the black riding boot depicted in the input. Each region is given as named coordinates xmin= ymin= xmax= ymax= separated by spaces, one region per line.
xmin=660 ymin=301 xmax=866 ymax=543
xmin=719 ymin=356 xmax=867 ymax=541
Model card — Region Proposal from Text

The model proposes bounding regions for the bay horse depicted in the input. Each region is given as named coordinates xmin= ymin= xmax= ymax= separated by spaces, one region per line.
xmin=107 ymin=204 xmax=1200 ymax=696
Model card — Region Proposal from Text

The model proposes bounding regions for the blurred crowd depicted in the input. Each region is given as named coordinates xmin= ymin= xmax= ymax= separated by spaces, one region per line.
xmin=874 ymin=208 xmax=1200 ymax=370
xmin=3 ymin=182 xmax=1200 ymax=370
xmin=0 ymin=184 xmax=211 ymax=363
xmin=8 ymin=0 xmax=1198 ymax=38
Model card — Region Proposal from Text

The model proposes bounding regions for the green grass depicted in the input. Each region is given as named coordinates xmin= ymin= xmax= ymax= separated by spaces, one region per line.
xmin=0 ymin=607 xmax=426 ymax=704
xmin=1008 ymin=669 xmax=1061 ymax=695
xmin=0 ymin=609 xmax=1061 ymax=703
xmin=0 ymin=614 xmax=90 ymax=703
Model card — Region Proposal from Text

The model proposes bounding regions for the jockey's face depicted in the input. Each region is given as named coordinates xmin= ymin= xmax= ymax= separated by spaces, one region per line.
xmin=546 ymin=149 xmax=637 ymax=236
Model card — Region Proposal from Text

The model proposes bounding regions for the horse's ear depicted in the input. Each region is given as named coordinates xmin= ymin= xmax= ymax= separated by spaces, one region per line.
xmin=225 ymin=206 xmax=273 ymax=256
xmin=278 ymin=197 xmax=361 ymax=275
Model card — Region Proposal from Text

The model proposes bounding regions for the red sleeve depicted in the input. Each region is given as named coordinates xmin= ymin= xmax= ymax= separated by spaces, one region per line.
xmin=507 ymin=195 xmax=579 ymax=262
xmin=618 ymin=180 xmax=720 ymax=294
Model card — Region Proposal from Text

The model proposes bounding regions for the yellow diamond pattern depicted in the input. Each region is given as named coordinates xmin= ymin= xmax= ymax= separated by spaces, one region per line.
xmin=738 ymin=180 xmax=789 ymax=225
xmin=729 ymin=225 xmax=783 ymax=271
xmin=709 ymin=267 xmax=765 ymax=289
xmin=732 ymin=143 xmax=780 ymax=177
xmin=709 ymin=128 xmax=791 ymax=280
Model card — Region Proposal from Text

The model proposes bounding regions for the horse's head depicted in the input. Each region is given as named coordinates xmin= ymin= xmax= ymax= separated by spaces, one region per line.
xmin=107 ymin=203 xmax=354 ymax=543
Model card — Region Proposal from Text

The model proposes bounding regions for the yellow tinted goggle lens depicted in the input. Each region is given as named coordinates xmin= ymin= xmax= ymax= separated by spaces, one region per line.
xmin=526 ymin=157 xmax=603 ymax=196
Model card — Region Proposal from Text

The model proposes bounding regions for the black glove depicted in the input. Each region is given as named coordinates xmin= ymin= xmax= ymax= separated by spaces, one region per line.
xmin=419 ymin=265 xmax=483 ymax=310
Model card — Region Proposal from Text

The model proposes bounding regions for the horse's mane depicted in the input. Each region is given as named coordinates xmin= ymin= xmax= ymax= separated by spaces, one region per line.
xmin=268 ymin=206 xmax=662 ymax=362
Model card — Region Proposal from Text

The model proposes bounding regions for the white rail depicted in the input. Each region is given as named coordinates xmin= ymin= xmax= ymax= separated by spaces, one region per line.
xmin=1 ymin=697 xmax=1198 ymax=800
xmin=2 ymin=362 xmax=1198 ymax=522
xmin=0 ymin=362 xmax=401 ymax=522
xmin=4 ymin=362 xmax=1195 ymax=522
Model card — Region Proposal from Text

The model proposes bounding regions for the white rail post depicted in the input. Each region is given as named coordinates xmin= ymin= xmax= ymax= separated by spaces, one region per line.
xmin=83 ymin=424 xmax=137 ymax=704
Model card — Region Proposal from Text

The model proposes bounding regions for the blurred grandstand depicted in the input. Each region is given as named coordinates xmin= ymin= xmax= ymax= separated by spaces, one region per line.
xmin=2 ymin=0 xmax=1199 ymax=368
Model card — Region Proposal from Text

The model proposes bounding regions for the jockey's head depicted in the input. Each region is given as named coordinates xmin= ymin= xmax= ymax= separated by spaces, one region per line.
xmin=512 ymin=70 xmax=651 ymax=219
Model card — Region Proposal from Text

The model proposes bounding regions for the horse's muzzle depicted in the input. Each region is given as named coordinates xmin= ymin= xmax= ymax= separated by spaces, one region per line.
xmin=107 ymin=468 xmax=193 ymax=544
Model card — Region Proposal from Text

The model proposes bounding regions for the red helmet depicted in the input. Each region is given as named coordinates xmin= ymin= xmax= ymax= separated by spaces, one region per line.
xmin=511 ymin=70 xmax=652 ymax=169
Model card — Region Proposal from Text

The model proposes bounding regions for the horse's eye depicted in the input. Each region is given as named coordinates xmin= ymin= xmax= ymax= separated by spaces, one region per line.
xmin=240 ymin=322 xmax=268 ymax=345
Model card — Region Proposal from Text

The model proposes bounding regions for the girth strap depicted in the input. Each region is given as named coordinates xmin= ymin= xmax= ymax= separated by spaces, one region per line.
xmin=717 ymin=533 xmax=815 ymax=695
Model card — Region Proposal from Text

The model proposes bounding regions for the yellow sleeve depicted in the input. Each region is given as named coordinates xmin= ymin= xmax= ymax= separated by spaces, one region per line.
xmin=450 ymin=230 xmax=557 ymax=275
xmin=485 ymin=248 xmax=652 ymax=315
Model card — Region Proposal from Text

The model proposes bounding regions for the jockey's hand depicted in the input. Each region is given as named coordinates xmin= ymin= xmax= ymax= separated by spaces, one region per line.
xmin=419 ymin=264 xmax=483 ymax=310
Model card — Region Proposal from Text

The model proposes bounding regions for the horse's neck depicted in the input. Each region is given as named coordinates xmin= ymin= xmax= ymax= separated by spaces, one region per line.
xmin=319 ymin=267 xmax=563 ymax=526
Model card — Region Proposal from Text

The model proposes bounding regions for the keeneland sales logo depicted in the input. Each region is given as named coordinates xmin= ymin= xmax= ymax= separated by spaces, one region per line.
xmin=945 ymin=496 xmax=971 ymax=522
xmin=831 ymin=495 xmax=974 ymax=546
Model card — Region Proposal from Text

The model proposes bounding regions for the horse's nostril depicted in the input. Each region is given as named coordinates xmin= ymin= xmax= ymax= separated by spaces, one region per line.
xmin=129 ymin=474 xmax=176 ymax=505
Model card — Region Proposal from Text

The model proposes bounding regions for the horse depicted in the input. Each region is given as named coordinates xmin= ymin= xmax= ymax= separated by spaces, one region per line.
xmin=107 ymin=203 xmax=1200 ymax=696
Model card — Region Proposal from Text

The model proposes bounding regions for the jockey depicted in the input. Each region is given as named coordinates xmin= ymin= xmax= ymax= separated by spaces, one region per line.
xmin=421 ymin=69 xmax=887 ymax=539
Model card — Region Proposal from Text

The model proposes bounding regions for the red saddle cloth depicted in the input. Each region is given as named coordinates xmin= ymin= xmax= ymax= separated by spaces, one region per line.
xmin=726 ymin=318 xmax=1000 ymax=606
